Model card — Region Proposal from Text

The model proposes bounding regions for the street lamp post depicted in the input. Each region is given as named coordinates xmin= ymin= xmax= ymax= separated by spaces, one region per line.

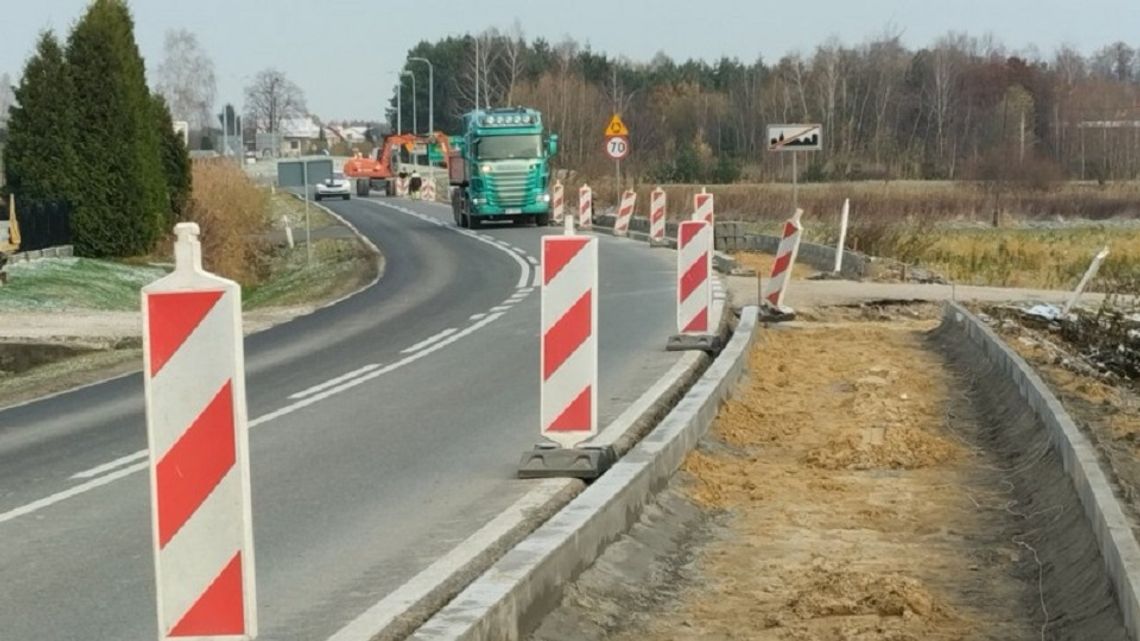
xmin=409 ymin=57 xmax=433 ymax=136
xmin=402 ymin=70 xmax=417 ymax=164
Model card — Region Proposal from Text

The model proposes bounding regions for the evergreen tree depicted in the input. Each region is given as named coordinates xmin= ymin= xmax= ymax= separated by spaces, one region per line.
xmin=67 ymin=0 xmax=166 ymax=257
xmin=3 ymin=31 xmax=79 ymax=206
xmin=152 ymin=93 xmax=192 ymax=222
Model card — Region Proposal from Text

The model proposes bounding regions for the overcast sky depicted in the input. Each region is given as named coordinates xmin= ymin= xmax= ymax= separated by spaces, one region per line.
xmin=2 ymin=0 xmax=1138 ymax=121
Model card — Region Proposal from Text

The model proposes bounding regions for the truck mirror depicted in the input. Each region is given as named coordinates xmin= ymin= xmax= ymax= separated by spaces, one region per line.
xmin=547 ymin=134 xmax=559 ymax=157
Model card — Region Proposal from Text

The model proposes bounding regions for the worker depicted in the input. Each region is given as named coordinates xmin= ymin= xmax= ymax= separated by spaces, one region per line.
xmin=409 ymin=170 xmax=423 ymax=199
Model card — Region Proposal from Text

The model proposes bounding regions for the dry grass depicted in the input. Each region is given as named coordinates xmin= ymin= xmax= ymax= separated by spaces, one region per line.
xmin=184 ymin=161 xmax=272 ymax=285
xmin=914 ymin=226 xmax=1140 ymax=289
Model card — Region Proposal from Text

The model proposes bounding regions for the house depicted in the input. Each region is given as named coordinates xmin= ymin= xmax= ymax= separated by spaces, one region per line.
xmin=278 ymin=116 xmax=322 ymax=157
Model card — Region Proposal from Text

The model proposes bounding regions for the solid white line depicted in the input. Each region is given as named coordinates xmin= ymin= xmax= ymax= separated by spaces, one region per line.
xmin=70 ymin=450 xmax=149 ymax=480
xmin=399 ymin=328 xmax=457 ymax=355
xmin=531 ymin=268 xmax=541 ymax=288
xmin=0 ymin=462 xmax=149 ymax=525
xmin=288 ymin=363 xmax=382 ymax=400
xmin=324 ymin=479 xmax=573 ymax=641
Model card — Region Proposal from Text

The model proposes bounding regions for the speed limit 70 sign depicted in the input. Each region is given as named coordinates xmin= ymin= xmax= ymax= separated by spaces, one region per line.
xmin=606 ymin=135 xmax=629 ymax=160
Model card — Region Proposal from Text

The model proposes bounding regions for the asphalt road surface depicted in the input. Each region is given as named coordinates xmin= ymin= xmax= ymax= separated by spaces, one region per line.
xmin=0 ymin=195 xmax=683 ymax=640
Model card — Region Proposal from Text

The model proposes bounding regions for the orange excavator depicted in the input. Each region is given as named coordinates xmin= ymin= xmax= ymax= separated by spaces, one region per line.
xmin=343 ymin=132 xmax=451 ymax=197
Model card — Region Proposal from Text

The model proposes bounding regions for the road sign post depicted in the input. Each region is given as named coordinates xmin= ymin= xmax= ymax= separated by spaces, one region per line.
xmin=605 ymin=114 xmax=630 ymax=196
xmin=767 ymin=124 xmax=822 ymax=214
xmin=142 ymin=223 xmax=257 ymax=640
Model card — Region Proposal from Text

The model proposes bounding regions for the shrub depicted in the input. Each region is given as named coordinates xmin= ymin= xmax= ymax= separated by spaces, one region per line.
xmin=184 ymin=161 xmax=270 ymax=285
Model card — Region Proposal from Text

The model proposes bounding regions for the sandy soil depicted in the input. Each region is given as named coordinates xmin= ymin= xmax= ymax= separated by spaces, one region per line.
xmin=609 ymin=321 xmax=1043 ymax=641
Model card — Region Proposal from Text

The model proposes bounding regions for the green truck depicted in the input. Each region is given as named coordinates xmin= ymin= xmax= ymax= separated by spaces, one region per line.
xmin=448 ymin=107 xmax=558 ymax=228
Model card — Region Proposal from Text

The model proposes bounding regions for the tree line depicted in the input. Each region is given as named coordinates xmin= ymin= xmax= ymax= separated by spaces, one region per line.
xmin=393 ymin=29 xmax=1140 ymax=184
xmin=3 ymin=0 xmax=191 ymax=258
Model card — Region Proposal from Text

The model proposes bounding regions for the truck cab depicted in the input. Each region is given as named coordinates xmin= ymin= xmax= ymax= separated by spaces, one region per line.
xmin=448 ymin=107 xmax=558 ymax=228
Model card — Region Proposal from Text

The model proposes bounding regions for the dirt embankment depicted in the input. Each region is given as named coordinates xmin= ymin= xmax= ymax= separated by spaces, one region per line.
xmin=532 ymin=307 xmax=1127 ymax=641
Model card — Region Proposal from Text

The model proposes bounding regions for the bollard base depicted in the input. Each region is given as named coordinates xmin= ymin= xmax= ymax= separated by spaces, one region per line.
xmin=759 ymin=304 xmax=796 ymax=323
xmin=666 ymin=333 xmax=722 ymax=353
xmin=517 ymin=443 xmax=615 ymax=480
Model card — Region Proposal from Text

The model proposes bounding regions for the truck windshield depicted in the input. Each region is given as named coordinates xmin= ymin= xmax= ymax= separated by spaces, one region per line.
xmin=475 ymin=135 xmax=542 ymax=160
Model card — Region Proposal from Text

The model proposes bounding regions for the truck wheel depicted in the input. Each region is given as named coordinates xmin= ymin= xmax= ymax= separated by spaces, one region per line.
xmin=467 ymin=214 xmax=481 ymax=229
xmin=385 ymin=181 xmax=395 ymax=197
xmin=535 ymin=213 xmax=550 ymax=226
xmin=355 ymin=180 xmax=370 ymax=197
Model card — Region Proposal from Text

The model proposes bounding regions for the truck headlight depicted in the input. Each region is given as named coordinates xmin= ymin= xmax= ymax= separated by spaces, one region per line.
xmin=481 ymin=164 xmax=492 ymax=174
xmin=473 ymin=197 xmax=486 ymax=205
xmin=539 ymin=193 xmax=551 ymax=203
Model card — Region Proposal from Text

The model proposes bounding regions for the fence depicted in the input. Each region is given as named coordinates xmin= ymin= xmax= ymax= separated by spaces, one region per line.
xmin=7 ymin=200 xmax=73 ymax=253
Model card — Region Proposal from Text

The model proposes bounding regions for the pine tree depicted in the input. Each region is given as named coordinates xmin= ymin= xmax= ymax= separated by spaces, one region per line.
xmin=3 ymin=31 xmax=79 ymax=206
xmin=152 ymin=93 xmax=192 ymax=223
xmin=67 ymin=0 xmax=166 ymax=257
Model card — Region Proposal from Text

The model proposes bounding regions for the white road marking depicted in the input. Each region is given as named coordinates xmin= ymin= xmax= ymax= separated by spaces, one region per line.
xmin=517 ymin=287 xmax=534 ymax=294
xmin=531 ymin=268 xmax=541 ymax=288
xmin=490 ymin=306 xmax=512 ymax=313
xmin=365 ymin=201 xmax=534 ymax=290
xmin=288 ymin=363 xmax=383 ymax=400
xmin=0 ymin=462 xmax=149 ymax=525
xmin=1 ymin=313 xmax=509 ymax=525
xmin=324 ymin=479 xmax=574 ymax=641
xmin=399 ymin=328 xmax=457 ymax=355
xmin=469 ymin=313 xmax=486 ymax=321
xmin=526 ymin=256 xmax=539 ymax=266
xmin=69 ymin=450 xmax=149 ymax=480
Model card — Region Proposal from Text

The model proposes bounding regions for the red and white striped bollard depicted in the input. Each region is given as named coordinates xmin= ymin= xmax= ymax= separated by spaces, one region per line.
xmin=577 ymin=184 xmax=592 ymax=229
xmin=676 ymin=220 xmax=713 ymax=334
xmin=649 ymin=187 xmax=667 ymax=246
xmin=762 ymin=208 xmax=804 ymax=311
xmin=614 ymin=189 xmax=636 ymax=236
xmin=551 ymin=180 xmax=565 ymax=225
xmin=692 ymin=187 xmax=714 ymax=225
xmin=540 ymin=235 xmax=598 ymax=448
xmin=143 ymin=223 xmax=257 ymax=639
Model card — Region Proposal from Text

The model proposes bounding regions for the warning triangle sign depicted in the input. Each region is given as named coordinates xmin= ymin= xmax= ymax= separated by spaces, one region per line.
xmin=605 ymin=114 xmax=629 ymax=137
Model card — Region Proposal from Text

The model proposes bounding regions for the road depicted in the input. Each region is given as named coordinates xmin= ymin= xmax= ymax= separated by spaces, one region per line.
xmin=0 ymin=195 xmax=682 ymax=640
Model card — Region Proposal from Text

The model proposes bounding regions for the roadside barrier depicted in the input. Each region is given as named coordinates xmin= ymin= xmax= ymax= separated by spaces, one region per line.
xmin=142 ymin=223 xmax=257 ymax=639
xmin=552 ymin=181 xmax=565 ymax=225
xmin=420 ymin=179 xmax=436 ymax=202
xmin=540 ymin=235 xmax=598 ymax=448
xmin=614 ymin=190 xmax=636 ymax=237
xmin=649 ymin=187 xmax=667 ymax=246
xmin=762 ymin=208 xmax=804 ymax=311
xmin=577 ymin=184 xmax=592 ymax=229
xmin=396 ymin=176 xmax=409 ymax=197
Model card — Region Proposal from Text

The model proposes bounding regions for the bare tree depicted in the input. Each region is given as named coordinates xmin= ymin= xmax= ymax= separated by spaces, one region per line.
xmin=155 ymin=29 xmax=216 ymax=130
xmin=244 ymin=69 xmax=306 ymax=133
xmin=501 ymin=21 xmax=525 ymax=105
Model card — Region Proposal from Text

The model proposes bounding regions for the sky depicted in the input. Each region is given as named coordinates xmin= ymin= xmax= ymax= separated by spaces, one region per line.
xmin=2 ymin=0 xmax=1138 ymax=121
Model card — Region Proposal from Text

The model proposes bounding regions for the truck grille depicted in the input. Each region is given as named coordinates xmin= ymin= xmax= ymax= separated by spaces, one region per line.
xmin=486 ymin=165 xmax=535 ymax=208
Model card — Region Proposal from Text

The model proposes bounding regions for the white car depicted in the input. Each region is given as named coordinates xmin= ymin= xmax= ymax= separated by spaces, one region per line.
xmin=315 ymin=172 xmax=351 ymax=201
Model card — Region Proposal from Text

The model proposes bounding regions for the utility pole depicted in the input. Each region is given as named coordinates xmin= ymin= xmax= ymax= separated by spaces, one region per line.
xmin=474 ymin=37 xmax=480 ymax=111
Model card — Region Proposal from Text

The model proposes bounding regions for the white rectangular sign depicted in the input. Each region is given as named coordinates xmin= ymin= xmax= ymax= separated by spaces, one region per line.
xmin=767 ymin=124 xmax=822 ymax=151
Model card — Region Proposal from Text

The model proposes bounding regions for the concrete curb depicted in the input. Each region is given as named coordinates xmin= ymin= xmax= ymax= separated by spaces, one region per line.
xmin=409 ymin=307 xmax=759 ymax=641
xmin=943 ymin=302 xmax=1140 ymax=639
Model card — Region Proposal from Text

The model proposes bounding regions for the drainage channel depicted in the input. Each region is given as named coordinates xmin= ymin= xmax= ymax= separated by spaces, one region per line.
xmin=528 ymin=309 xmax=1129 ymax=641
